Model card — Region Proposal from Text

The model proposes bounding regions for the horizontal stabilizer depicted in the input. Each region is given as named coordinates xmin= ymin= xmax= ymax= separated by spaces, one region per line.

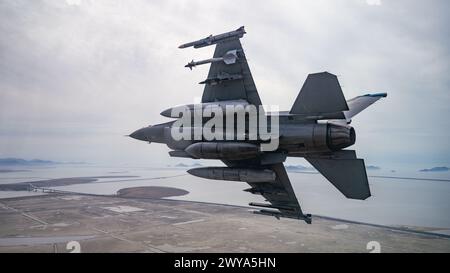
xmin=306 ymin=152 xmax=370 ymax=200
xmin=344 ymin=93 xmax=387 ymax=120
xmin=290 ymin=72 xmax=349 ymax=115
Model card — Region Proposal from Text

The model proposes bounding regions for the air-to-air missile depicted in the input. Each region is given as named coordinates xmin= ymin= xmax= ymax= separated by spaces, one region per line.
xmin=178 ymin=26 xmax=246 ymax=49
xmin=253 ymin=209 xmax=312 ymax=223
xmin=199 ymin=72 xmax=243 ymax=85
xmin=187 ymin=167 xmax=276 ymax=183
xmin=184 ymin=50 xmax=238 ymax=70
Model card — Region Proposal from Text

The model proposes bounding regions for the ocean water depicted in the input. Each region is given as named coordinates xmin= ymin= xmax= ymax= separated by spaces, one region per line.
xmin=0 ymin=165 xmax=449 ymax=230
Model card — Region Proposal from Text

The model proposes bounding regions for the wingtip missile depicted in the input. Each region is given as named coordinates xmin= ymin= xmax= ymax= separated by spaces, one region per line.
xmin=178 ymin=26 xmax=246 ymax=49
xmin=363 ymin=92 xmax=387 ymax=98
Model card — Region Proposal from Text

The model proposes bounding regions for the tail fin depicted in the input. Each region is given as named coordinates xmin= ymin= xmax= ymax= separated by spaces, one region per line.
xmin=306 ymin=150 xmax=370 ymax=200
xmin=290 ymin=72 xmax=386 ymax=122
xmin=344 ymin=93 xmax=387 ymax=120
xmin=290 ymin=72 xmax=349 ymax=115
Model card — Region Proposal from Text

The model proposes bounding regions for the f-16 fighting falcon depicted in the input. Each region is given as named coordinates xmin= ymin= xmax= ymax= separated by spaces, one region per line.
xmin=129 ymin=26 xmax=387 ymax=224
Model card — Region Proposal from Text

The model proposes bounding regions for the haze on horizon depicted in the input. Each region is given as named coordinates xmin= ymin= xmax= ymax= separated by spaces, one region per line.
xmin=0 ymin=0 xmax=449 ymax=170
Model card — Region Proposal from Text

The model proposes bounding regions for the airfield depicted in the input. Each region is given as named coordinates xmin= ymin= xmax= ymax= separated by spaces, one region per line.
xmin=1 ymin=191 xmax=449 ymax=253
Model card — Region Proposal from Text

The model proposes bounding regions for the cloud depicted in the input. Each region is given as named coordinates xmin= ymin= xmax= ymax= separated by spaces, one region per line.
xmin=66 ymin=0 xmax=82 ymax=6
xmin=366 ymin=0 xmax=382 ymax=6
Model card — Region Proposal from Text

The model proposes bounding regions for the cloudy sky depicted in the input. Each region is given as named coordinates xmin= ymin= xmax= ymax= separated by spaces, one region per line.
xmin=0 ymin=0 xmax=449 ymax=169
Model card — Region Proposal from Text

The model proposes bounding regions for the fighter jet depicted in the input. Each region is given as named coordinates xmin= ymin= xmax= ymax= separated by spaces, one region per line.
xmin=129 ymin=26 xmax=387 ymax=224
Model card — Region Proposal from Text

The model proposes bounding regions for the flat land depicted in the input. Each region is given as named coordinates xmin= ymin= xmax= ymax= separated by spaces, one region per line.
xmin=0 ymin=193 xmax=449 ymax=253
xmin=117 ymin=186 xmax=189 ymax=199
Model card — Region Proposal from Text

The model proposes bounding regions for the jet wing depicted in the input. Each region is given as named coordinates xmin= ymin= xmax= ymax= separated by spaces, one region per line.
xmin=223 ymin=160 xmax=311 ymax=224
xmin=201 ymin=38 xmax=262 ymax=106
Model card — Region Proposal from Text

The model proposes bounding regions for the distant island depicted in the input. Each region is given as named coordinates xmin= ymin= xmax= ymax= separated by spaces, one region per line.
xmin=285 ymin=165 xmax=315 ymax=172
xmin=285 ymin=164 xmax=382 ymax=172
xmin=0 ymin=158 xmax=58 ymax=166
xmin=0 ymin=169 xmax=31 ymax=173
xmin=0 ymin=158 xmax=86 ymax=166
xmin=419 ymin=167 xmax=449 ymax=172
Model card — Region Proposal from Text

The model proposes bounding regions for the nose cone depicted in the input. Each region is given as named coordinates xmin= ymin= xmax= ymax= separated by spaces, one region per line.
xmin=160 ymin=108 xmax=173 ymax=118
xmin=129 ymin=127 xmax=149 ymax=142
xmin=186 ymin=167 xmax=204 ymax=177
xmin=129 ymin=125 xmax=165 ymax=143
xmin=184 ymin=143 xmax=202 ymax=159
